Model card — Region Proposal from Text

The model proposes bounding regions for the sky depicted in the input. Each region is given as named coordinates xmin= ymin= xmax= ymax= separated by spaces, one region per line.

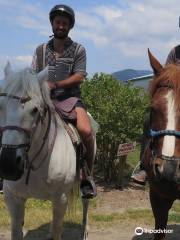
xmin=0 ymin=0 xmax=180 ymax=79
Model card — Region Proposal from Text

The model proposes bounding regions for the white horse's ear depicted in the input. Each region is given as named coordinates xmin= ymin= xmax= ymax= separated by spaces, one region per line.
xmin=37 ymin=66 xmax=49 ymax=83
xmin=4 ymin=61 xmax=13 ymax=79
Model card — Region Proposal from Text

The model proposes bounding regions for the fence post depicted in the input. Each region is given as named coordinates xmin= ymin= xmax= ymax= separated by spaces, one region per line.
xmin=116 ymin=155 xmax=127 ymax=189
xmin=116 ymin=142 xmax=136 ymax=189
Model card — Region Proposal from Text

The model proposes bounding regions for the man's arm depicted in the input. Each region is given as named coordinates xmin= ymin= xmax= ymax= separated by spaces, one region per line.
xmin=55 ymin=72 xmax=84 ymax=88
xmin=165 ymin=47 xmax=176 ymax=65
xmin=49 ymin=44 xmax=87 ymax=89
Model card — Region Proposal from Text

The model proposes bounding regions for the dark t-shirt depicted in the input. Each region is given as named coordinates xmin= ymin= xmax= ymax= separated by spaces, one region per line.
xmin=32 ymin=37 xmax=87 ymax=98
xmin=166 ymin=45 xmax=180 ymax=65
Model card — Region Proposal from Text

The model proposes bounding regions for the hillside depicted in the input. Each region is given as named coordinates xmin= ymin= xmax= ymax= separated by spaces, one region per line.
xmin=112 ymin=69 xmax=152 ymax=82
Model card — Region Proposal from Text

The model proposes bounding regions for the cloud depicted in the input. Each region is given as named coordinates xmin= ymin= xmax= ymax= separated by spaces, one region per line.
xmin=1 ymin=0 xmax=179 ymax=53
xmin=73 ymin=29 xmax=108 ymax=46
xmin=73 ymin=0 xmax=180 ymax=57
xmin=15 ymin=55 xmax=32 ymax=63
xmin=94 ymin=6 xmax=122 ymax=22
xmin=74 ymin=0 xmax=180 ymax=72
xmin=1 ymin=0 xmax=180 ymax=74
xmin=0 ymin=0 xmax=49 ymax=35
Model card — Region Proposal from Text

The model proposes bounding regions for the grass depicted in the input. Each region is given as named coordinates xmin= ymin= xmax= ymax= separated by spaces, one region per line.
xmin=116 ymin=144 xmax=141 ymax=179
xmin=0 ymin=194 xmax=179 ymax=230
xmin=0 ymin=195 xmax=95 ymax=230
xmin=90 ymin=206 xmax=180 ymax=227
xmin=171 ymin=201 xmax=180 ymax=212
xmin=127 ymin=144 xmax=141 ymax=169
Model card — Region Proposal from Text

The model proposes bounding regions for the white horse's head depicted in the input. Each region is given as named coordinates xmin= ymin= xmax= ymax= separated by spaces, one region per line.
xmin=0 ymin=62 xmax=52 ymax=180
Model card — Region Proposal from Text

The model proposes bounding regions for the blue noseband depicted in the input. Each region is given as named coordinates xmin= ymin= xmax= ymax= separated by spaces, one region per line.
xmin=150 ymin=129 xmax=180 ymax=138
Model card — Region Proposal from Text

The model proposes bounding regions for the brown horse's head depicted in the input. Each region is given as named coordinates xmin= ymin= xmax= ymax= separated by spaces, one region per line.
xmin=146 ymin=49 xmax=180 ymax=182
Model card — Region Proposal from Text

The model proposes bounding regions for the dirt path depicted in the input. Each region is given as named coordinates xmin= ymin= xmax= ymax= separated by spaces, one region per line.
xmin=0 ymin=183 xmax=179 ymax=240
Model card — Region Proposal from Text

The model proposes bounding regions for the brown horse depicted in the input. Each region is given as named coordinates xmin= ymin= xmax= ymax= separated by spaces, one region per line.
xmin=142 ymin=50 xmax=180 ymax=240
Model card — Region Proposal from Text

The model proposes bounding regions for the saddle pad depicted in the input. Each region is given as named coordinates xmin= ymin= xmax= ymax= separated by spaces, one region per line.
xmin=66 ymin=123 xmax=81 ymax=145
xmin=66 ymin=112 xmax=99 ymax=145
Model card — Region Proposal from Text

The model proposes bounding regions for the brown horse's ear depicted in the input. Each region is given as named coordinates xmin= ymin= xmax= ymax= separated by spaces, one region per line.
xmin=148 ymin=48 xmax=163 ymax=75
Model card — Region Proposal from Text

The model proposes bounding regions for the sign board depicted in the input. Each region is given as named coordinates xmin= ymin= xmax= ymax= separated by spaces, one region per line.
xmin=117 ymin=142 xmax=136 ymax=156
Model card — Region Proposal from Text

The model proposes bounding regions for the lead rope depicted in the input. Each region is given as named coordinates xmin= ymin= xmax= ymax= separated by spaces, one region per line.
xmin=131 ymin=140 xmax=151 ymax=176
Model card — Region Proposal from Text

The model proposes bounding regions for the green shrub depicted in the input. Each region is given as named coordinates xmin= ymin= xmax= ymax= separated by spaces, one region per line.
xmin=81 ymin=73 xmax=149 ymax=181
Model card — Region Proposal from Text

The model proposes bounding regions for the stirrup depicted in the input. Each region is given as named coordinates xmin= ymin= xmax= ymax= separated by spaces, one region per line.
xmin=80 ymin=176 xmax=97 ymax=199
xmin=131 ymin=169 xmax=147 ymax=185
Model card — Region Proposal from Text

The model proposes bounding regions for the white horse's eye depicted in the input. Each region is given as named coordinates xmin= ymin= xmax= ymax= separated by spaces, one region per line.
xmin=31 ymin=107 xmax=38 ymax=115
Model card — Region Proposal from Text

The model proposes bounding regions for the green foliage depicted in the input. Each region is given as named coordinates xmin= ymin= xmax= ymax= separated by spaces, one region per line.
xmin=81 ymin=73 xmax=149 ymax=181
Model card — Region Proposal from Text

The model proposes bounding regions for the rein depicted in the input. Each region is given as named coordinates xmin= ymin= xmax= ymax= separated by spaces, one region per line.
xmin=0 ymin=93 xmax=31 ymax=103
xmin=25 ymin=107 xmax=57 ymax=184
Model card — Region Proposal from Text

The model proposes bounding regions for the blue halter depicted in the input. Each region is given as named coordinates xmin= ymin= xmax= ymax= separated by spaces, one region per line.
xmin=150 ymin=129 xmax=180 ymax=138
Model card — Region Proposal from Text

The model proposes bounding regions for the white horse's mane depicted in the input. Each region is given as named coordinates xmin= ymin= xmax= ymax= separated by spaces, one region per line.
xmin=3 ymin=67 xmax=53 ymax=112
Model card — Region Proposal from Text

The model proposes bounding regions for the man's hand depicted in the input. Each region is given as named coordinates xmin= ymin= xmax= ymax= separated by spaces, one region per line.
xmin=48 ymin=81 xmax=56 ymax=90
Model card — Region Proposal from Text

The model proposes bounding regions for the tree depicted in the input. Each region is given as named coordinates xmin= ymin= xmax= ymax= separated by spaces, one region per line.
xmin=81 ymin=73 xmax=149 ymax=181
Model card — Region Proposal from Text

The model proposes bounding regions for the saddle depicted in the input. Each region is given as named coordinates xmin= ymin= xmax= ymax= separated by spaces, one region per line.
xmin=52 ymin=96 xmax=78 ymax=124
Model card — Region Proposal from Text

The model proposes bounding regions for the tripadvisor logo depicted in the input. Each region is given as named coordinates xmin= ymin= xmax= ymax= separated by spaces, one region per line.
xmin=135 ymin=227 xmax=173 ymax=235
xmin=135 ymin=227 xmax=143 ymax=235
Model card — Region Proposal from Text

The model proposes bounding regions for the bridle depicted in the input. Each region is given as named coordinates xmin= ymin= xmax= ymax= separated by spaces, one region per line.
xmin=150 ymin=129 xmax=180 ymax=161
xmin=149 ymin=84 xmax=180 ymax=181
xmin=0 ymin=92 xmax=57 ymax=184
xmin=149 ymin=83 xmax=180 ymax=160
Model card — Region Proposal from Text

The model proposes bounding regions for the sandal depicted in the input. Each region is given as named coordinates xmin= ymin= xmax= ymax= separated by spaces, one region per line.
xmin=80 ymin=176 xmax=97 ymax=199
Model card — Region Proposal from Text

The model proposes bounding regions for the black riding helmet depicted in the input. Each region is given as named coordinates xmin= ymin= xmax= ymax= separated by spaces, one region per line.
xmin=49 ymin=4 xmax=75 ymax=28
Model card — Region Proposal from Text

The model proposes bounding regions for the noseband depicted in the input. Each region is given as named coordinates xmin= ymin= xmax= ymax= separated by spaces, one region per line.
xmin=150 ymin=129 xmax=180 ymax=161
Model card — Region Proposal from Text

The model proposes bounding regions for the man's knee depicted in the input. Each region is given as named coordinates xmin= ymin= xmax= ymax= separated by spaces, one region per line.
xmin=78 ymin=126 xmax=92 ymax=140
xmin=76 ymin=108 xmax=92 ymax=139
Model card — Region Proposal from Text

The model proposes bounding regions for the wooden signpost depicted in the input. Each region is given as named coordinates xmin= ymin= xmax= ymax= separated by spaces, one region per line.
xmin=117 ymin=142 xmax=136 ymax=157
xmin=116 ymin=142 xmax=136 ymax=189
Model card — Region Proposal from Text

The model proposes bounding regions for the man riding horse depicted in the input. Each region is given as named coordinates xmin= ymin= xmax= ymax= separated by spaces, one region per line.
xmin=32 ymin=4 xmax=96 ymax=199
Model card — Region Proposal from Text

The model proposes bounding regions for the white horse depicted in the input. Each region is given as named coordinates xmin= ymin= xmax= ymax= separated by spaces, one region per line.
xmin=0 ymin=63 xmax=97 ymax=240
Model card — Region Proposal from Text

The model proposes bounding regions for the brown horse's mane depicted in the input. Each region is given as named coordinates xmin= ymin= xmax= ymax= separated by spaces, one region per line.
xmin=149 ymin=64 xmax=180 ymax=97
xmin=148 ymin=64 xmax=180 ymax=113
